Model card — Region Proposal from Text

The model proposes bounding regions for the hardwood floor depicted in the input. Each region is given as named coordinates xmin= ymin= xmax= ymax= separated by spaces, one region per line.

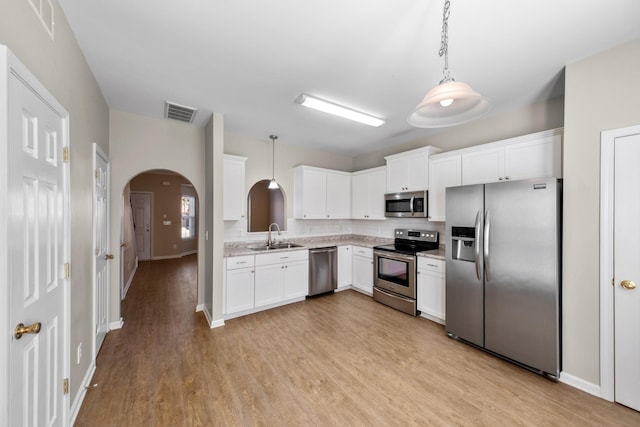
xmin=75 ymin=255 xmax=640 ymax=426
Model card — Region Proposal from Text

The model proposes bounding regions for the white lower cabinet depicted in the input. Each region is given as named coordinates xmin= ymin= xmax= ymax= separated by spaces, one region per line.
xmin=337 ymin=245 xmax=352 ymax=289
xmin=224 ymin=250 xmax=309 ymax=317
xmin=352 ymin=246 xmax=374 ymax=295
xmin=417 ymin=257 xmax=445 ymax=324
xmin=254 ymin=250 xmax=309 ymax=308
xmin=225 ymin=256 xmax=255 ymax=315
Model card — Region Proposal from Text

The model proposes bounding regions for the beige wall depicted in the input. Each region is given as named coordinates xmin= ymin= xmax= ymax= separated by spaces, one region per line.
xmin=130 ymin=172 xmax=197 ymax=258
xmin=353 ymin=97 xmax=565 ymax=170
xmin=224 ymin=132 xmax=354 ymax=219
xmin=563 ymin=37 xmax=640 ymax=385
xmin=109 ymin=110 xmax=206 ymax=325
xmin=0 ymin=0 xmax=110 ymax=405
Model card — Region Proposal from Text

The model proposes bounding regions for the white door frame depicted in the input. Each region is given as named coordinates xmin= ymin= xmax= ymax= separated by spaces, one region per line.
xmin=599 ymin=123 xmax=640 ymax=401
xmin=0 ymin=45 xmax=71 ymax=426
xmin=93 ymin=143 xmax=110 ymax=359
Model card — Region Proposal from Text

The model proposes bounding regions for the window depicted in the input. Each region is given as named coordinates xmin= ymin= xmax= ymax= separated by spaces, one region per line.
xmin=181 ymin=196 xmax=196 ymax=238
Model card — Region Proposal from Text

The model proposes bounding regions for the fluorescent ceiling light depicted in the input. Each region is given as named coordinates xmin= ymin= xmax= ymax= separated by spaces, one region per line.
xmin=295 ymin=94 xmax=385 ymax=127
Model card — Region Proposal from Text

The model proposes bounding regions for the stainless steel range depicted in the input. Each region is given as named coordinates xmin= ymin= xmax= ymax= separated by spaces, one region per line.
xmin=373 ymin=229 xmax=439 ymax=316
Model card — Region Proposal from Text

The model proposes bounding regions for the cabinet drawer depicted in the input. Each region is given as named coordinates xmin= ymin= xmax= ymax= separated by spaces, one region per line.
xmin=352 ymin=246 xmax=373 ymax=258
xmin=226 ymin=255 xmax=255 ymax=269
xmin=255 ymin=249 xmax=308 ymax=266
xmin=418 ymin=257 xmax=445 ymax=274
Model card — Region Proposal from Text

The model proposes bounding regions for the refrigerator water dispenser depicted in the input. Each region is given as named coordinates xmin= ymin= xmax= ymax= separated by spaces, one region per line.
xmin=451 ymin=226 xmax=476 ymax=262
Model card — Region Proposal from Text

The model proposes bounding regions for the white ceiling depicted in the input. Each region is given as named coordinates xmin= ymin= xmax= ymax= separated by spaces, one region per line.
xmin=58 ymin=0 xmax=640 ymax=156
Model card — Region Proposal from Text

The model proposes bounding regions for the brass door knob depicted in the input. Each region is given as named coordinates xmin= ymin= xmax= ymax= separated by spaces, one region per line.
xmin=621 ymin=280 xmax=637 ymax=290
xmin=105 ymin=254 xmax=114 ymax=260
xmin=15 ymin=322 xmax=41 ymax=339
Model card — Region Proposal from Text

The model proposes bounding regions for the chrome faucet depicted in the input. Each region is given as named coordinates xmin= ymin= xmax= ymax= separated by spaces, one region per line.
xmin=267 ymin=222 xmax=281 ymax=246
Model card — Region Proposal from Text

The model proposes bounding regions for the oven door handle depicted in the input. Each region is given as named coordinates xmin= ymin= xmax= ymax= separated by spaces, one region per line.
xmin=374 ymin=250 xmax=415 ymax=263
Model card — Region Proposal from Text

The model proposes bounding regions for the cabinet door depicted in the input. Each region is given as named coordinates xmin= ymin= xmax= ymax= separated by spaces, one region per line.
xmin=386 ymin=158 xmax=408 ymax=192
xmin=417 ymin=270 xmax=445 ymax=322
xmin=352 ymin=254 xmax=374 ymax=295
xmin=282 ymin=260 xmax=309 ymax=299
xmin=406 ymin=153 xmax=428 ymax=191
xmin=428 ymin=155 xmax=462 ymax=221
xmin=462 ymin=147 xmax=505 ymax=185
xmin=301 ymin=168 xmax=327 ymax=218
xmin=368 ymin=169 xmax=387 ymax=220
xmin=223 ymin=157 xmax=246 ymax=220
xmin=225 ymin=267 xmax=254 ymax=314
xmin=351 ymin=173 xmax=369 ymax=219
xmin=326 ymin=172 xmax=351 ymax=219
xmin=504 ymin=135 xmax=562 ymax=181
xmin=254 ymin=263 xmax=283 ymax=307
xmin=337 ymin=246 xmax=352 ymax=288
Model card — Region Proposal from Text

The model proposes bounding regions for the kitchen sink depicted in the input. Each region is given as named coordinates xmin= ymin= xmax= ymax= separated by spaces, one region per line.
xmin=248 ymin=243 xmax=303 ymax=251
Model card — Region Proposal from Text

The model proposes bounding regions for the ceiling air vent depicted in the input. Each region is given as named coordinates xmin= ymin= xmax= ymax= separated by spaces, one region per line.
xmin=164 ymin=101 xmax=198 ymax=124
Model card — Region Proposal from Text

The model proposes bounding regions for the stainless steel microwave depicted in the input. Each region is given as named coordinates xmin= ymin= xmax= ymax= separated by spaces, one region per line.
xmin=384 ymin=190 xmax=428 ymax=218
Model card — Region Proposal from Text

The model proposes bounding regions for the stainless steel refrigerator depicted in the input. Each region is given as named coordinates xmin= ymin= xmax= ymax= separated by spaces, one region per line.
xmin=445 ymin=177 xmax=561 ymax=377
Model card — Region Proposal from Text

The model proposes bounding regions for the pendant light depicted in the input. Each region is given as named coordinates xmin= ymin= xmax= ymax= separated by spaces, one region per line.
xmin=268 ymin=135 xmax=279 ymax=190
xmin=408 ymin=0 xmax=489 ymax=128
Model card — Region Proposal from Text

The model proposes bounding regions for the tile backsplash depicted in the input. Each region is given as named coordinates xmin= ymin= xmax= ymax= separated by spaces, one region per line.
xmin=224 ymin=218 xmax=445 ymax=243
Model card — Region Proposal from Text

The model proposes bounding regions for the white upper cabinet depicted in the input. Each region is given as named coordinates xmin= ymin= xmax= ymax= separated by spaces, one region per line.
xmin=294 ymin=165 xmax=351 ymax=219
xmin=428 ymin=154 xmax=462 ymax=222
xmin=385 ymin=146 xmax=441 ymax=193
xmin=223 ymin=154 xmax=247 ymax=220
xmin=461 ymin=130 xmax=562 ymax=185
xmin=351 ymin=167 xmax=386 ymax=220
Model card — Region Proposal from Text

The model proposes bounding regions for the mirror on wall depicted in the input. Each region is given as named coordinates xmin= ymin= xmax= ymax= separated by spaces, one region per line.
xmin=247 ymin=180 xmax=286 ymax=232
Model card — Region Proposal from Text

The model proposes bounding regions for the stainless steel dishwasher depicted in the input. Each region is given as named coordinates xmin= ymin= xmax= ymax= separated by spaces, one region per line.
xmin=308 ymin=246 xmax=337 ymax=296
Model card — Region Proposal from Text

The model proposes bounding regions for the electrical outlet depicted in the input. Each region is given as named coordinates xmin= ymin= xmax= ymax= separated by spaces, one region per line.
xmin=172 ymin=243 xmax=177 ymax=249
xmin=77 ymin=342 xmax=82 ymax=365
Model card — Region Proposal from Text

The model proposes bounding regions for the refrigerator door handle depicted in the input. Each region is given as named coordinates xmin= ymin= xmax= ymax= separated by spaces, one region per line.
xmin=484 ymin=210 xmax=491 ymax=282
xmin=474 ymin=210 xmax=482 ymax=280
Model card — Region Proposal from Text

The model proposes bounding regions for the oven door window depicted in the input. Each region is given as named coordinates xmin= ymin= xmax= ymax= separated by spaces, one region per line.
xmin=378 ymin=257 xmax=409 ymax=287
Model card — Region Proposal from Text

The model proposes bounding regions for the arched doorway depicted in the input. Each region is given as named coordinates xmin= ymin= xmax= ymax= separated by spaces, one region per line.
xmin=120 ymin=169 xmax=200 ymax=309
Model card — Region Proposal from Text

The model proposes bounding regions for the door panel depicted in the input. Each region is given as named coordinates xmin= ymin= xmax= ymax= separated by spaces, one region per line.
xmin=484 ymin=178 xmax=560 ymax=376
xmin=131 ymin=193 xmax=151 ymax=260
xmin=8 ymin=66 xmax=66 ymax=426
xmin=614 ymin=132 xmax=640 ymax=410
xmin=94 ymin=147 xmax=110 ymax=354
xmin=445 ymin=184 xmax=484 ymax=346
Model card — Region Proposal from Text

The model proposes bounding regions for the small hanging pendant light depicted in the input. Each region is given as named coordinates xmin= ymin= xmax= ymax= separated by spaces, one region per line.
xmin=408 ymin=0 xmax=489 ymax=128
xmin=268 ymin=135 xmax=279 ymax=190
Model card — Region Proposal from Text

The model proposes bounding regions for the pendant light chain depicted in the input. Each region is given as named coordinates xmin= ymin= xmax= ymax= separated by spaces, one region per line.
xmin=270 ymin=135 xmax=277 ymax=182
xmin=439 ymin=0 xmax=451 ymax=83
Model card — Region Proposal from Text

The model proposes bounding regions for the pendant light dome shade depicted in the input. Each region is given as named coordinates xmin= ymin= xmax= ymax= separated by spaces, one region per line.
xmin=407 ymin=80 xmax=489 ymax=128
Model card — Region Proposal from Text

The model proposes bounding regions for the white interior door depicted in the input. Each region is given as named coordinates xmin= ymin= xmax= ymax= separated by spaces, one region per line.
xmin=7 ymin=56 xmax=69 ymax=426
xmin=93 ymin=144 xmax=110 ymax=355
xmin=614 ymin=132 xmax=640 ymax=411
xmin=131 ymin=192 xmax=151 ymax=261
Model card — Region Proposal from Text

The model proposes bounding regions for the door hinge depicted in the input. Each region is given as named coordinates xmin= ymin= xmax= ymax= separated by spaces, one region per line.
xmin=63 ymin=378 xmax=69 ymax=395
xmin=95 ymin=169 xmax=99 ymax=179
xmin=612 ymin=277 xmax=615 ymax=287
xmin=64 ymin=263 xmax=70 ymax=279
xmin=63 ymin=147 xmax=69 ymax=163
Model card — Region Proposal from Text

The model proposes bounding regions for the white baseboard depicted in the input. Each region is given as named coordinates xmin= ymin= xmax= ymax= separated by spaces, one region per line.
xmin=559 ymin=372 xmax=601 ymax=397
xmin=210 ymin=318 xmax=225 ymax=329
xmin=202 ymin=305 xmax=213 ymax=325
xmin=195 ymin=303 xmax=205 ymax=312
xmin=181 ymin=249 xmax=198 ymax=257
xmin=109 ymin=317 xmax=124 ymax=330
xmin=122 ymin=259 xmax=138 ymax=300
xmin=69 ymin=361 xmax=96 ymax=426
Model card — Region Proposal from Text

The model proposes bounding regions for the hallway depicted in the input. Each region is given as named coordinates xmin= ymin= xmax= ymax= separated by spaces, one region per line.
xmin=75 ymin=255 xmax=640 ymax=426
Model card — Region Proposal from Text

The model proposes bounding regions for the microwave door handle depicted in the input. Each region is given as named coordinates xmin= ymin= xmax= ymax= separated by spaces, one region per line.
xmin=409 ymin=197 xmax=414 ymax=215
xmin=484 ymin=210 xmax=491 ymax=282
xmin=474 ymin=210 xmax=482 ymax=281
